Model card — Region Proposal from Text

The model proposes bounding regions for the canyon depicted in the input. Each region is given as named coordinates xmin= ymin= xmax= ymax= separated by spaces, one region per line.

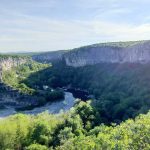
xmin=1 ymin=40 xmax=150 ymax=116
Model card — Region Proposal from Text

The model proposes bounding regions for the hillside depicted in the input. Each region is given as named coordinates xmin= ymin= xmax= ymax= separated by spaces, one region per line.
xmin=0 ymin=103 xmax=150 ymax=150
xmin=0 ymin=55 xmax=65 ymax=110
xmin=22 ymin=62 xmax=150 ymax=123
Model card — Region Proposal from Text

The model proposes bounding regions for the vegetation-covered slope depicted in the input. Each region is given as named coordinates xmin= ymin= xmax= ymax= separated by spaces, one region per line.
xmin=0 ymin=100 xmax=150 ymax=150
xmin=72 ymin=40 xmax=147 ymax=50
xmin=1 ymin=58 xmax=64 ymax=109
xmin=21 ymin=62 xmax=150 ymax=123
xmin=2 ymin=61 xmax=49 ymax=94
xmin=2 ymin=53 xmax=150 ymax=119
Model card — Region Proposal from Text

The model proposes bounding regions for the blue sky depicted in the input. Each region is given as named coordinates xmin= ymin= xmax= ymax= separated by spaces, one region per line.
xmin=1 ymin=0 xmax=150 ymax=52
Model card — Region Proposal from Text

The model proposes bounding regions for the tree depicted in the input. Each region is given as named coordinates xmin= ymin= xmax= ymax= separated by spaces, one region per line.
xmin=74 ymin=100 xmax=99 ymax=130
xmin=25 ymin=144 xmax=48 ymax=150
xmin=58 ymin=127 xmax=74 ymax=144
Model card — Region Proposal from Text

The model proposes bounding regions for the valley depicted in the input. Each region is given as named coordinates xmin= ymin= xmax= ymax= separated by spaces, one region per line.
xmin=2 ymin=40 xmax=150 ymax=122
xmin=1 ymin=40 xmax=150 ymax=149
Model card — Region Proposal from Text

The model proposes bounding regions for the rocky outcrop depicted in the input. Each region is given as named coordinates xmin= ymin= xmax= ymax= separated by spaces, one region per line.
xmin=63 ymin=40 xmax=150 ymax=67
xmin=0 ymin=56 xmax=36 ymax=109
xmin=0 ymin=83 xmax=40 ymax=109
xmin=0 ymin=56 xmax=28 ymax=70
xmin=0 ymin=56 xmax=29 ymax=81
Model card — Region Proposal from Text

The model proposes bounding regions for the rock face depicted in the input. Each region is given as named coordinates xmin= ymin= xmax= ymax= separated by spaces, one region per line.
xmin=0 ymin=83 xmax=39 ymax=109
xmin=0 ymin=56 xmax=28 ymax=70
xmin=0 ymin=56 xmax=36 ymax=109
xmin=31 ymin=40 xmax=150 ymax=67
xmin=63 ymin=40 xmax=150 ymax=67
xmin=0 ymin=56 xmax=29 ymax=81
xmin=32 ymin=50 xmax=67 ymax=63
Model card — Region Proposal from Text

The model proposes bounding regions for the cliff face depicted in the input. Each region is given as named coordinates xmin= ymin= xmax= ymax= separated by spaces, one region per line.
xmin=0 ymin=83 xmax=40 ymax=109
xmin=0 ymin=57 xmax=28 ymax=70
xmin=0 ymin=56 xmax=38 ymax=109
xmin=0 ymin=56 xmax=29 ymax=81
xmin=63 ymin=40 xmax=150 ymax=67
xmin=31 ymin=40 xmax=150 ymax=67
xmin=32 ymin=50 xmax=67 ymax=63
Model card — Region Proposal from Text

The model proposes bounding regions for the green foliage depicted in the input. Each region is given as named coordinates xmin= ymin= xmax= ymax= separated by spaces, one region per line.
xmin=70 ymin=40 xmax=148 ymax=54
xmin=26 ymin=144 xmax=49 ymax=150
xmin=2 ymin=53 xmax=150 ymax=149
xmin=2 ymin=61 xmax=49 ymax=94
xmin=73 ymin=100 xmax=99 ymax=130
xmin=45 ymin=90 xmax=64 ymax=102
xmin=27 ymin=62 xmax=150 ymax=123
xmin=2 ymin=60 xmax=65 ymax=108
xmin=58 ymin=127 xmax=74 ymax=144
xmin=0 ymin=101 xmax=150 ymax=149
xmin=57 ymin=111 xmax=150 ymax=150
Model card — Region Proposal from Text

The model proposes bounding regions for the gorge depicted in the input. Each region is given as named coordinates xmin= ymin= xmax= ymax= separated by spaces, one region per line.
xmin=2 ymin=40 xmax=150 ymax=121
xmin=1 ymin=40 xmax=150 ymax=149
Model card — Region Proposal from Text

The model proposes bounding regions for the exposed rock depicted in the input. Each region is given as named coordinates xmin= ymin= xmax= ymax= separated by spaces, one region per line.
xmin=0 ymin=56 xmax=29 ymax=82
xmin=31 ymin=40 xmax=150 ymax=67
xmin=63 ymin=40 xmax=150 ymax=67
xmin=32 ymin=50 xmax=67 ymax=63
xmin=0 ymin=83 xmax=39 ymax=109
xmin=0 ymin=56 xmax=36 ymax=109
xmin=0 ymin=57 xmax=27 ymax=71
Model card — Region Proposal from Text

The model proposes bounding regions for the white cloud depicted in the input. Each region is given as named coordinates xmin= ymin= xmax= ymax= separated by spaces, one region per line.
xmin=92 ymin=21 xmax=150 ymax=40
xmin=1 ymin=0 xmax=150 ymax=52
xmin=1 ymin=16 xmax=150 ymax=52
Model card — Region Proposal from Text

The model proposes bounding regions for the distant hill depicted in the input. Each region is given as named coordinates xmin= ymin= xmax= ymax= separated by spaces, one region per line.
xmin=32 ymin=50 xmax=67 ymax=63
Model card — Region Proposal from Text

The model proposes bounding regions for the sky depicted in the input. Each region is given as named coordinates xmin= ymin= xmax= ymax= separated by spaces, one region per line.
xmin=1 ymin=0 xmax=150 ymax=52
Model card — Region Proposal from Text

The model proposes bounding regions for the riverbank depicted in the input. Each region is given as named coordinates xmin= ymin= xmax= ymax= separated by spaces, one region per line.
xmin=0 ymin=92 xmax=75 ymax=119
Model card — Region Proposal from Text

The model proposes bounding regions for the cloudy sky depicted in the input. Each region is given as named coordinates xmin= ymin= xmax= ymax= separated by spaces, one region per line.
xmin=1 ymin=0 xmax=150 ymax=52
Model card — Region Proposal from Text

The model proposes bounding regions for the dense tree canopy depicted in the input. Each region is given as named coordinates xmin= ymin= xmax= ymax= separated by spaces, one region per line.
xmin=23 ymin=62 xmax=150 ymax=123
xmin=1 ymin=58 xmax=150 ymax=149
xmin=0 ymin=101 xmax=150 ymax=150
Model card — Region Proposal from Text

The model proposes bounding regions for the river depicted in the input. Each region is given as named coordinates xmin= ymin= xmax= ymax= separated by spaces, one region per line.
xmin=0 ymin=92 xmax=75 ymax=119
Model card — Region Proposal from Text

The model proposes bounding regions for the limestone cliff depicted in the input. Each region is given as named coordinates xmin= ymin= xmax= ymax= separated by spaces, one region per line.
xmin=32 ymin=40 xmax=150 ymax=67
xmin=63 ymin=40 xmax=150 ymax=67
xmin=0 ymin=57 xmax=28 ymax=70
xmin=0 ymin=55 xmax=29 ymax=81
xmin=0 ymin=55 xmax=38 ymax=109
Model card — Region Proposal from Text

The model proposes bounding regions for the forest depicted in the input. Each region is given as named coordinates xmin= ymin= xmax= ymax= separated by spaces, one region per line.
xmin=19 ymin=62 xmax=150 ymax=123
xmin=2 ymin=61 xmax=64 ymax=108
xmin=1 ymin=59 xmax=150 ymax=149
xmin=1 ymin=100 xmax=150 ymax=150
xmin=1 ymin=0 xmax=150 ymax=149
